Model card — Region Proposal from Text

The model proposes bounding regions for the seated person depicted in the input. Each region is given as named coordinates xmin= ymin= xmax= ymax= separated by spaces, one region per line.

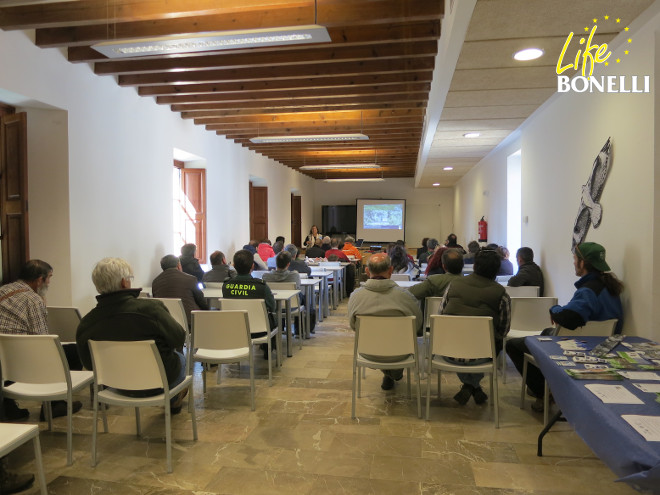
xmin=267 ymin=241 xmax=285 ymax=270
xmin=418 ymin=238 xmax=439 ymax=265
xmin=151 ymin=254 xmax=209 ymax=324
xmin=342 ymin=236 xmax=363 ymax=263
xmin=507 ymin=247 xmax=544 ymax=296
xmin=305 ymin=238 xmax=326 ymax=259
xmin=76 ymin=258 xmax=188 ymax=413
xmin=425 ymin=246 xmax=449 ymax=276
xmin=203 ymin=250 xmax=237 ymax=283
xmin=409 ymin=249 xmax=464 ymax=307
xmin=463 ymin=240 xmax=480 ymax=265
xmin=416 ymin=238 xmax=429 ymax=259
xmin=243 ymin=242 xmax=268 ymax=270
xmin=284 ymin=244 xmax=311 ymax=275
xmin=257 ymin=240 xmax=275 ymax=262
xmin=321 ymin=236 xmax=332 ymax=253
xmin=497 ymin=246 xmax=514 ymax=275
xmin=445 ymin=233 xmax=466 ymax=253
xmin=179 ymin=243 xmax=204 ymax=282
xmin=324 ymin=238 xmax=350 ymax=262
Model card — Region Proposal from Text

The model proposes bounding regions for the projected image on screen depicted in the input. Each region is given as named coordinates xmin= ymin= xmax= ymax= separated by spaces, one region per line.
xmin=364 ymin=204 xmax=403 ymax=230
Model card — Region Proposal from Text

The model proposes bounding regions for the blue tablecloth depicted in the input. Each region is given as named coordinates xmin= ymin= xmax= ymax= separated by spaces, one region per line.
xmin=526 ymin=335 xmax=660 ymax=492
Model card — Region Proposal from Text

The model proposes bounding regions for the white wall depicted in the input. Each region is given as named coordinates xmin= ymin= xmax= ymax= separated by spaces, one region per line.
xmin=453 ymin=8 xmax=659 ymax=339
xmin=313 ymin=178 xmax=455 ymax=248
xmin=0 ymin=29 xmax=315 ymax=315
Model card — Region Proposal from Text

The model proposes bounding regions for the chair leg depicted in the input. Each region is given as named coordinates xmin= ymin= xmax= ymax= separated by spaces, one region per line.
xmin=437 ymin=371 xmax=442 ymax=399
xmin=66 ymin=397 xmax=73 ymax=466
xmin=351 ymin=363 xmax=358 ymax=419
xmin=189 ymin=383 xmax=198 ymax=441
xmin=44 ymin=402 xmax=53 ymax=431
xmin=426 ymin=367 xmax=432 ymax=420
xmin=249 ymin=352 xmax=256 ymax=411
xmin=501 ymin=340 xmax=508 ymax=384
xmin=406 ymin=368 xmax=412 ymax=399
xmin=543 ymin=380 xmax=550 ymax=426
xmin=91 ymin=394 xmax=99 ymax=467
xmin=202 ymin=364 xmax=207 ymax=393
xmin=32 ymin=434 xmax=48 ymax=495
xmin=415 ymin=364 xmax=421 ymax=419
xmin=267 ymin=336 xmax=273 ymax=386
xmin=135 ymin=407 xmax=141 ymax=437
xmin=493 ymin=372 xmax=500 ymax=429
xmin=520 ymin=357 xmax=528 ymax=408
xmin=164 ymin=402 xmax=172 ymax=473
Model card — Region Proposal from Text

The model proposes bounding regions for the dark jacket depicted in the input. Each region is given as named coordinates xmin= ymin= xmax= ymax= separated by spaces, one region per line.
xmin=289 ymin=259 xmax=311 ymax=275
xmin=179 ymin=255 xmax=204 ymax=282
xmin=76 ymin=289 xmax=186 ymax=383
xmin=152 ymin=268 xmax=208 ymax=322
xmin=305 ymin=246 xmax=326 ymax=258
xmin=550 ymin=272 xmax=623 ymax=333
xmin=202 ymin=264 xmax=236 ymax=283
xmin=508 ymin=261 xmax=544 ymax=296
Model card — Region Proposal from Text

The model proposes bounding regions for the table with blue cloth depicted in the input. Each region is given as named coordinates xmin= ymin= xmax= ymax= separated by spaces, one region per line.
xmin=526 ymin=335 xmax=660 ymax=492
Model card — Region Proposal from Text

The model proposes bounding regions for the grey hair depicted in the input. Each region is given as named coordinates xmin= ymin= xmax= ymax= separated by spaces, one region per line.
xmin=284 ymin=243 xmax=298 ymax=258
xmin=367 ymin=255 xmax=391 ymax=274
xmin=160 ymin=254 xmax=180 ymax=270
xmin=427 ymin=238 xmax=439 ymax=250
xmin=92 ymin=258 xmax=133 ymax=295
xmin=344 ymin=236 xmax=355 ymax=243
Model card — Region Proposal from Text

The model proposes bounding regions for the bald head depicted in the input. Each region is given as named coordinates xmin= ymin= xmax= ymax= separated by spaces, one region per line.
xmin=366 ymin=253 xmax=393 ymax=278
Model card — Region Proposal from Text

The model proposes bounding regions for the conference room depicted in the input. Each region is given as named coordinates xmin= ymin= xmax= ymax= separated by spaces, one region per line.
xmin=0 ymin=0 xmax=658 ymax=494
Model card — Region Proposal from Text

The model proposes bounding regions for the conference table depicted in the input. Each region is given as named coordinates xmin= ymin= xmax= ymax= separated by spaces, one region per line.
xmin=527 ymin=335 xmax=660 ymax=491
xmin=309 ymin=269 xmax=331 ymax=318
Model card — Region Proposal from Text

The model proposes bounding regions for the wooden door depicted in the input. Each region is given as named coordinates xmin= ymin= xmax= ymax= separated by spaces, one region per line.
xmin=0 ymin=111 xmax=29 ymax=283
xmin=291 ymin=194 xmax=301 ymax=247
xmin=181 ymin=168 xmax=207 ymax=263
xmin=249 ymin=183 xmax=268 ymax=241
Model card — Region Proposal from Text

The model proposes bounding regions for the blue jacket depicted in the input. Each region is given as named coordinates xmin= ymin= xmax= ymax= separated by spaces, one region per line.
xmin=550 ymin=272 xmax=623 ymax=333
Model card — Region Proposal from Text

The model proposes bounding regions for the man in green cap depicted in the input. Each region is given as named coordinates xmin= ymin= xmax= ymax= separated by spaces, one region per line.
xmin=507 ymin=242 xmax=624 ymax=411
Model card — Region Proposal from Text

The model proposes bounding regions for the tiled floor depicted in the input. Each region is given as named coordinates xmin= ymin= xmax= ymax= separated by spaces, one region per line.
xmin=7 ymin=300 xmax=640 ymax=494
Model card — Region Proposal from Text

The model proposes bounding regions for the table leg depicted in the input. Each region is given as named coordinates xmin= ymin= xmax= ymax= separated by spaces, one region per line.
xmin=286 ymin=298 xmax=293 ymax=357
xmin=305 ymin=285 xmax=312 ymax=338
xmin=537 ymin=410 xmax=563 ymax=456
xmin=275 ymin=300 xmax=284 ymax=367
xmin=323 ymin=278 xmax=329 ymax=318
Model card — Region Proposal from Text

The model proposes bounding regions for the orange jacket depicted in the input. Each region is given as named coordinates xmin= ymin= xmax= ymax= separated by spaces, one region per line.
xmin=342 ymin=243 xmax=362 ymax=261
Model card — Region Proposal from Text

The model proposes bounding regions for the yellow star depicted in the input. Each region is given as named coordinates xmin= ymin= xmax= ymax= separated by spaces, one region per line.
xmin=624 ymin=26 xmax=629 ymax=31
xmin=628 ymin=38 xmax=632 ymax=43
xmin=605 ymin=62 xmax=609 ymax=66
xmin=593 ymin=18 xmax=598 ymax=23
xmin=625 ymin=50 xmax=629 ymax=55
xmin=616 ymin=58 xmax=621 ymax=63
xmin=604 ymin=15 xmax=609 ymax=20
xmin=616 ymin=18 xmax=621 ymax=23
xmin=585 ymin=26 xmax=589 ymax=32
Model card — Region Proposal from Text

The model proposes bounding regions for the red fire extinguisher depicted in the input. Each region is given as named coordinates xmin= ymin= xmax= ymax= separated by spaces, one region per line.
xmin=478 ymin=216 xmax=488 ymax=242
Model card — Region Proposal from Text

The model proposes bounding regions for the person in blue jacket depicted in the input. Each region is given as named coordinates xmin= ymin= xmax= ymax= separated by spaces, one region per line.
xmin=507 ymin=242 xmax=624 ymax=411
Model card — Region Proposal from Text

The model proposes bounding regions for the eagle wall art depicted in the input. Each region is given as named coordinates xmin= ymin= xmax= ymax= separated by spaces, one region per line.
xmin=572 ymin=137 xmax=612 ymax=251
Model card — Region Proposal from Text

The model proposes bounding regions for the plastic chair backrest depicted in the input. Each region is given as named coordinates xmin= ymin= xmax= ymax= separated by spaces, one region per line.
xmin=496 ymin=275 xmax=512 ymax=284
xmin=424 ymin=296 xmax=443 ymax=328
xmin=390 ymin=274 xmax=411 ymax=281
xmin=192 ymin=310 xmax=250 ymax=350
xmin=319 ymin=261 xmax=340 ymax=267
xmin=265 ymin=282 xmax=297 ymax=291
xmin=0 ymin=334 xmax=67 ymax=383
xmin=47 ymin=306 xmax=82 ymax=342
xmin=219 ymin=299 xmax=270 ymax=335
xmin=204 ymin=282 xmax=223 ymax=288
xmin=505 ymin=286 xmax=540 ymax=297
xmin=151 ymin=298 xmax=188 ymax=331
xmin=430 ymin=315 xmax=494 ymax=360
xmin=89 ymin=339 xmax=165 ymax=391
xmin=510 ymin=297 xmax=558 ymax=331
xmin=557 ymin=319 xmax=618 ymax=337
xmin=355 ymin=315 xmax=416 ymax=357
xmin=251 ymin=271 xmax=268 ymax=279
xmin=298 ymin=273 xmax=308 ymax=279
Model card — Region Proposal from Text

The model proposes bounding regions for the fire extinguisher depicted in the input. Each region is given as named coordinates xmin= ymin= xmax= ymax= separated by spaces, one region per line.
xmin=478 ymin=216 xmax=488 ymax=242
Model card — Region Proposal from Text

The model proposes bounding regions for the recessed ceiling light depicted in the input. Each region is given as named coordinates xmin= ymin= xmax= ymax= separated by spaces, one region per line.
xmin=463 ymin=132 xmax=480 ymax=138
xmin=513 ymin=48 xmax=544 ymax=61
xmin=443 ymin=167 xmax=453 ymax=171
xmin=300 ymin=164 xmax=381 ymax=170
xmin=432 ymin=183 xmax=440 ymax=187
xmin=251 ymin=133 xmax=369 ymax=144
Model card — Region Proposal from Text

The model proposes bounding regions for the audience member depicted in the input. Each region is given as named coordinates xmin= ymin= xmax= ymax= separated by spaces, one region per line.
xmin=416 ymin=237 xmax=429 ymax=259
xmin=507 ymin=242 xmax=623 ymax=411
xmin=305 ymin=238 xmax=326 ymax=259
xmin=341 ymin=236 xmax=362 ymax=262
xmin=497 ymin=246 xmax=514 ymax=275
xmin=463 ymin=240 xmax=480 ymax=264
xmin=275 ymin=236 xmax=285 ymax=245
xmin=257 ymin=240 xmax=275 ymax=262
xmin=418 ymin=238 xmax=439 ymax=265
xmin=76 ymin=258 xmax=188 ymax=413
xmin=389 ymin=244 xmax=416 ymax=276
xmin=262 ymin=252 xmax=301 ymax=288
xmin=439 ymin=249 xmax=511 ymax=405
xmin=425 ymin=246 xmax=448 ymax=276
xmin=284 ymin=244 xmax=311 ymax=275
xmin=152 ymin=254 xmax=209 ymax=323
xmin=305 ymin=225 xmax=322 ymax=248
xmin=0 ymin=260 xmax=82 ymax=421
xmin=179 ymin=243 xmax=204 ymax=282
xmin=445 ymin=233 xmax=466 ymax=253
xmin=409 ymin=249 xmax=464 ymax=304
xmin=507 ymin=247 xmax=544 ymax=296
xmin=347 ymin=253 xmax=423 ymax=390
xmin=321 ymin=236 xmax=332 ymax=252
xmin=325 ymin=238 xmax=350 ymax=262
xmin=244 ymin=241 xmax=268 ymax=270
xmin=267 ymin=241 xmax=285 ymax=270
xmin=222 ymin=250 xmax=277 ymax=359
xmin=202 ymin=250 xmax=237 ymax=283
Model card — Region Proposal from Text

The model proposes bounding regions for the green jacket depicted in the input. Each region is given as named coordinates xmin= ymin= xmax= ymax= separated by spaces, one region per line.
xmin=76 ymin=289 xmax=186 ymax=383
xmin=408 ymin=272 xmax=463 ymax=301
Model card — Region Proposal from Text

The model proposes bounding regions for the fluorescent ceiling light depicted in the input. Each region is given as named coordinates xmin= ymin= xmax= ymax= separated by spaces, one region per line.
xmin=513 ymin=48 xmax=544 ymax=61
xmin=323 ymin=178 xmax=385 ymax=182
xmin=300 ymin=164 xmax=380 ymax=170
xmin=443 ymin=166 xmax=453 ymax=171
xmin=92 ymin=25 xmax=330 ymax=59
xmin=432 ymin=183 xmax=440 ymax=186
xmin=251 ymin=133 xmax=369 ymax=144
xmin=463 ymin=132 xmax=480 ymax=138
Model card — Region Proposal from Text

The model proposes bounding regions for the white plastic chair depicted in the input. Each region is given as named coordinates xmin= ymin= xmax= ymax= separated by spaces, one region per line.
xmin=390 ymin=273 xmax=411 ymax=281
xmin=219 ymin=299 xmax=279 ymax=384
xmin=501 ymin=296 xmax=558 ymax=382
xmin=521 ymin=318 xmax=618 ymax=424
xmin=46 ymin=306 xmax=82 ymax=343
xmin=88 ymin=338 xmax=197 ymax=473
xmin=191 ymin=310 xmax=255 ymax=410
xmin=426 ymin=315 xmax=499 ymax=427
xmin=0 ymin=423 xmax=47 ymax=495
xmin=151 ymin=298 xmax=188 ymax=333
xmin=504 ymin=286 xmax=540 ymax=297
xmin=0 ymin=334 xmax=94 ymax=465
xmin=265 ymin=281 xmax=305 ymax=349
xmin=495 ymin=275 xmax=512 ymax=284
xmin=352 ymin=315 xmax=421 ymax=419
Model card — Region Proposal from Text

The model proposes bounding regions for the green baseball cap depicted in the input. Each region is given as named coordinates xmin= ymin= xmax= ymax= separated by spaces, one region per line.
xmin=576 ymin=242 xmax=610 ymax=272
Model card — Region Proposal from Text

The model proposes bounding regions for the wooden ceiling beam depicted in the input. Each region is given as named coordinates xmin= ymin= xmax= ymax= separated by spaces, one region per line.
xmin=33 ymin=1 xmax=442 ymax=47
xmin=195 ymin=116 xmax=424 ymax=127
xmin=138 ymin=72 xmax=433 ymax=97
xmin=192 ymin=102 xmax=425 ymax=116
xmin=183 ymin=108 xmax=425 ymax=122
